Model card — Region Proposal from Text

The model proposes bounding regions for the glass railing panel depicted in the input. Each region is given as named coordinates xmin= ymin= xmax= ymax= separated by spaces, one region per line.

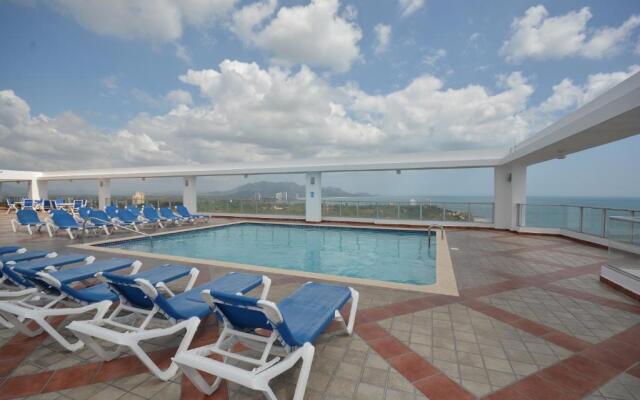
xmin=582 ymin=207 xmax=605 ymax=237
xmin=399 ymin=204 xmax=421 ymax=220
xmin=524 ymin=204 xmax=567 ymax=228
xmin=421 ymin=203 xmax=445 ymax=221
xmin=357 ymin=202 xmax=377 ymax=218
xmin=469 ymin=203 xmax=494 ymax=223
xmin=323 ymin=202 xmax=340 ymax=217
xmin=377 ymin=203 xmax=400 ymax=219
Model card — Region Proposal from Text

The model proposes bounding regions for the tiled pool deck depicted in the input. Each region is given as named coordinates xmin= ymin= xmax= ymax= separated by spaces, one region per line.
xmin=0 ymin=214 xmax=638 ymax=400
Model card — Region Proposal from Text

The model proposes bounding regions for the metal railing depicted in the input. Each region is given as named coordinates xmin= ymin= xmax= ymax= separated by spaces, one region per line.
xmin=607 ymin=215 xmax=640 ymax=247
xmin=196 ymin=198 xmax=494 ymax=223
xmin=517 ymin=203 xmax=639 ymax=240
xmin=197 ymin=199 xmax=306 ymax=216
xmin=323 ymin=200 xmax=494 ymax=223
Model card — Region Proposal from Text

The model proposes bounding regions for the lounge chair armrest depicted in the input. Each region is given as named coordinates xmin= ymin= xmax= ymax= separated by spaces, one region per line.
xmin=156 ymin=282 xmax=176 ymax=298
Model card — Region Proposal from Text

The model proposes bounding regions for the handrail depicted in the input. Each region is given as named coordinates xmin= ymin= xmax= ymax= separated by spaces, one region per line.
xmin=426 ymin=224 xmax=444 ymax=246
xmin=517 ymin=203 xmax=639 ymax=213
xmin=88 ymin=216 xmax=153 ymax=241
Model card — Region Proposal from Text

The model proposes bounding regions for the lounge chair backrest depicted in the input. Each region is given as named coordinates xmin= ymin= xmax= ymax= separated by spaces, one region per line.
xmin=42 ymin=199 xmax=52 ymax=210
xmin=117 ymin=208 xmax=137 ymax=223
xmin=175 ymin=205 xmax=191 ymax=218
xmin=208 ymin=290 xmax=274 ymax=332
xmin=51 ymin=210 xmax=79 ymax=228
xmin=79 ymin=207 xmax=92 ymax=220
xmin=143 ymin=205 xmax=160 ymax=220
xmin=127 ymin=205 xmax=141 ymax=216
xmin=16 ymin=209 xmax=41 ymax=225
xmin=100 ymin=273 xmax=157 ymax=309
xmin=73 ymin=200 xmax=83 ymax=209
xmin=89 ymin=209 xmax=110 ymax=223
xmin=159 ymin=208 xmax=176 ymax=219
xmin=104 ymin=205 xmax=119 ymax=219
xmin=23 ymin=199 xmax=34 ymax=209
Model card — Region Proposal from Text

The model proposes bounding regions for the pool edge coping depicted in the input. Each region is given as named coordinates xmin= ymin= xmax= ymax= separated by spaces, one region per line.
xmin=68 ymin=220 xmax=460 ymax=296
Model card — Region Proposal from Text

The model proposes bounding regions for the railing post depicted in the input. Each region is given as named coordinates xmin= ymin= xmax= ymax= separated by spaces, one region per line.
xmin=579 ymin=206 xmax=584 ymax=233
xmin=397 ymin=203 xmax=401 ymax=219
xmin=339 ymin=201 xmax=342 ymax=217
xmin=602 ymin=208 xmax=607 ymax=238
xmin=467 ymin=203 xmax=472 ymax=222
xmin=376 ymin=203 xmax=379 ymax=219
xmin=356 ymin=201 xmax=359 ymax=218
xmin=419 ymin=203 xmax=423 ymax=220
xmin=240 ymin=200 xmax=244 ymax=213
xmin=442 ymin=205 xmax=446 ymax=221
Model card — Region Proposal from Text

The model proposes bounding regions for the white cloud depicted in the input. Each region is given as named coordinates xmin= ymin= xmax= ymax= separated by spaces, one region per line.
xmin=422 ymin=48 xmax=446 ymax=67
xmin=233 ymin=0 xmax=362 ymax=73
xmin=374 ymin=24 xmax=391 ymax=55
xmin=636 ymin=38 xmax=640 ymax=55
xmin=130 ymin=88 xmax=193 ymax=108
xmin=47 ymin=0 xmax=237 ymax=43
xmin=4 ymin=61 xmax=636 ymax=170
xmin=398 ymin=0 xmax=425 ymax=17
xmin=501 ymin=5 xmax=640 ymax=62
xmin=526 ymin=65 xmax=640 ymax=131
xmin=0 ymin=90 xmax=177 ymax=169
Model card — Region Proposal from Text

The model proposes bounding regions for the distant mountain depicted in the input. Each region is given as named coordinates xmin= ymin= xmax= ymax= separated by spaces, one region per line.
xmin=201 ymin=181 xmax=370 ymax=199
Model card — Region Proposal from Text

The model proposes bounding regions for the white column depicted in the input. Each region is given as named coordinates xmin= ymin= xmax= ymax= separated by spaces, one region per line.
xmin=29 ymin=179 xmax=48 ymax=200
xmin=98 ymin=179 xmax=111 ymax=209
xmin=305 ymin=172 xmax=322 ymax=222
xmin=494 ymin=163 xmax=527 ymax=231
xmin=183 ymin=176 xmax=197 ymax=211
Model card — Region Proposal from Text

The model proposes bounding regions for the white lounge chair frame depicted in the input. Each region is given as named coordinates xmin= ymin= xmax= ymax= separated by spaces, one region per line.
xmin=69 ymin=268 xmax=271 ymax=381
xmin=174 ymin=286 xmax=358 ymax=400
xmin=10 ymin=217 xmax=51 ymax=236
xmin=0 ymin=260 xmax=142 ymax=351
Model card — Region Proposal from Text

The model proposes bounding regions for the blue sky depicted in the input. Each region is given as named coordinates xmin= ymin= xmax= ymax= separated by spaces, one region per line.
xmin=0 ymin=0 xmax=639 ymax=197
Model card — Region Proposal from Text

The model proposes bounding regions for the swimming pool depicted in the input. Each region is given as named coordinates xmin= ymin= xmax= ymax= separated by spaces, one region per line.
xmin=99 ymin=223 xmax=437 ymax=285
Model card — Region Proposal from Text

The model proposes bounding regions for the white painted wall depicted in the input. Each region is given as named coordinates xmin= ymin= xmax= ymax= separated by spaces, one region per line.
xmin=98 ymin=179 xmax=111 ymax=209
xmin=494 ymin=163 xmax=527 ymax=230
xmin=183 ymin=176 xmax=197 ymax=212
xmin=305 ymin=172 xmax=322 ymax=222
xmin=29 ymin=179 xmax=48 ymax=200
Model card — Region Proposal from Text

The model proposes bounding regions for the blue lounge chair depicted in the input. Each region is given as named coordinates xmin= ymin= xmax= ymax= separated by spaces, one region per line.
xmin=46 ymin=210 xmax=82 ymax=239
xmin=88 ymin=209 xmax=114 ymax=235
xmin=0 ymin=258 xmax=141 ymax=351
xmin=73 ymin=199 xmax=84 ymax=211
xmin=0 ymin=246 xmax=24 ymax=256
xmin=11 ymin=209 xmax=48 ymax=235
xmin=2 ymin=252 xmax=94 ymax=289
xmin=115 ymin=208 xmax=145 ymax=231
xmin=128 ymin=205 xmax=163 ymax=228
xmin=159 ymin=207 xmax=183 ymax=224
xmin=5 ymin=199 xmax=18 ymax=214
xmin=68 ymin=265 xmax=270 ymax=380
xmin=175 ymin=282 xmax=359 ymax=399
xmin=104 ymin=205 xmax=119 ymax=220
xmin=175 ymin=205 xmax=208 ymax=222
xmin=142 ymin=205 xmax=166 ymax=227
xmin=78 ymin=207 xmax=92 ymax=221
xmin=22 ymin=199 xmax=34 ymax=210
xmin=0 ymin=249 xmax=52 ymax=266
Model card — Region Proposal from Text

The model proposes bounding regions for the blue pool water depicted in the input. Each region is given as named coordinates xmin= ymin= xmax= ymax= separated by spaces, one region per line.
xmin=102 ymin=223 xmax=437 ymax=285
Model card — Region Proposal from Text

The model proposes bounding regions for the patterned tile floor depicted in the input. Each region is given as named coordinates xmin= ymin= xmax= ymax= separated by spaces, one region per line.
xmin=0 ymin=213 xmax=638 ymax=399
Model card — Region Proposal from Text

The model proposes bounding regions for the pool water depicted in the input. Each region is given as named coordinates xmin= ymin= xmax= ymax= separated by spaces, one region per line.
xmin=103 ymin=223 xmax=437 ymax=285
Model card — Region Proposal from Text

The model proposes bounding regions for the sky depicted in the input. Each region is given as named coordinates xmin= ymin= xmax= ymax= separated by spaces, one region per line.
xmin=0 ymin=0 xmax=639 ymax=197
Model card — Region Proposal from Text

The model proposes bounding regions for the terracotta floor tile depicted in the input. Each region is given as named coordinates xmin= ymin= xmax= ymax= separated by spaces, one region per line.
xmin=367 ymin=336 xmax=411 ymax=359
xmin=542 ymin=331 xmax=590 ymax=352
xmin=538 ymin=363 xmax=599 ymax=395
xmin=387 ymin=352 xmax=438 ymax=382
xmin=44 ymin=363 xmax=101 ymax=392
xmin=0 ymin=371 xmax=53 ymax=400
xmin=560 ymin=355 xmax=619 ymax=386
xmin=180 ymin=372 xmax=228 ymax=400
xmin=414 ymin=373 xmax=474 ymax=400
xmin=510 ymin=319 xmax=551 ymax=336
xmin=508 ymin=375 xmax=580 ymax=400
xmin=354 ymin=323 xmax=389 ymax=341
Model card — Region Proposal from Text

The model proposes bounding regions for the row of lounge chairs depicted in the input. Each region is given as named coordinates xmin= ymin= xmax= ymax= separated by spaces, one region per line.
xmin=0 ymin=246 xmax=358 ymax=399
xmin=5 ymin=198 xmax=87 ymax=214
xmin=10 ymin=204 xmax=208 ymax=239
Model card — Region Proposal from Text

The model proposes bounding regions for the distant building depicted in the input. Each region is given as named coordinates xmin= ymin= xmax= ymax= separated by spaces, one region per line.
xmin=132 ymin=191 xmax=145 ymax=205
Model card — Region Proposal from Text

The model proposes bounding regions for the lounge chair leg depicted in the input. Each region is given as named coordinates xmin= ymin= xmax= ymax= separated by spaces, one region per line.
xmin=46 ymin=223 xmax=53 ymax=237
xmin=103 ymin=226 xmax=110 ymax=235
xmin=180 ymin=366 xmax=223 ymax=395
xmin=292 ymin=343 xmax=315 ymax=400
xmin=27 ymin=225 xmax=33 ymax=235
xmin=10 ymin=219 xmax=17 ymax=233
xmin=67 ymin=228 xmax=75 ymax=239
